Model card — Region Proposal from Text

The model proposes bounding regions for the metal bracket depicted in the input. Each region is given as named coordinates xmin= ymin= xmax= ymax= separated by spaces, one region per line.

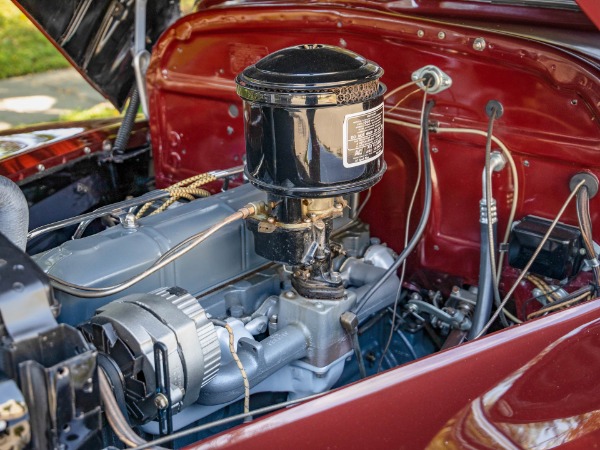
xmin=408 ymin=299 xmax=471 ymax=331
xmin=411 ymin=65 xmax=452 ymax=94
xmin=134 ymin=0 xmax=150 ymax=118
xmin=153 ymin=342 xmax=173 ymax=437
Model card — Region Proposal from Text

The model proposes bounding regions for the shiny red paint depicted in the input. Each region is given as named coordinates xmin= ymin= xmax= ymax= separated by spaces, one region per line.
xmin=429 ymin=317 xmax=600 ymax=448
xmin=148 ymin=1 xmax=600 ymax=287
xmin=0 ymin=119 xmax=148 ymax=183
xmin=146 ymin=5 xmax=600 ymax=445
xmin=198 ymin=0 xmax=596 ymax=29
xmin=0 ymin=1 xmax=596 ymax=447
xmin=577 ymin=0 xmax=600 ymax=29
xmin=185 ymin=300 xmax=600 ymax=449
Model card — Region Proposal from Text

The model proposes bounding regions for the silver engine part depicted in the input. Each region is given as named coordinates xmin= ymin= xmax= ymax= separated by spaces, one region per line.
xmin=35 ymin=184 xmax=401 ymax=432
xmin=276 ymin=289 xmax=356 ymax=367
xmin=34 ymin=183 xmax=267 ymax=325
xmin=81 ymin=287 xmax=220 ymax=423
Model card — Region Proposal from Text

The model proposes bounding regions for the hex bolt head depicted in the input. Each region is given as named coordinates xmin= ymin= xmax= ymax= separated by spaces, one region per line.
xmin=154 ymin=393 xmax=169 ymax=410
xmin=122 ymin=213 xmax=139 ymax=229
xmin=329 ymin=271 xmax=342 ymax=283
xmin=473 ymin=37 xmax=486 ymax=51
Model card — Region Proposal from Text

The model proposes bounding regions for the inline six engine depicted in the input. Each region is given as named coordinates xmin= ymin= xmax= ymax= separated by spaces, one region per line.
xmin=1 ymin=7 xmax=599 ymax=446
xmin=30 ymin=45 xmax=413 ymax=438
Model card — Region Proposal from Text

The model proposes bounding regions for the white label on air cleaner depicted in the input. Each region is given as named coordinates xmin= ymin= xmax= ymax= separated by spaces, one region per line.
xmin=343 ymin=102 xmax=384 ymax=168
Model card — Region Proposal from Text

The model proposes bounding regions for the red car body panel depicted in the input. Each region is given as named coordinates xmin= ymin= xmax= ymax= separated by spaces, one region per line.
xmin=143 ymin=3 xmax=600 ymax=447
xmin=1 ymin=1 xmax=600 ymax=448
xmin=147 ymin=2 xmax=600 ymax=287
xmin=186 ymin=300 xmax=600 ymax=449
xmin=429 ymin=315 xmax=600 ymax=448
xmin=577 ymin=0 xmax=600 ymax=29
xmin=146 ymin=5 xmax=600 ymax=445
xmin=0 ymin=119 xmax=148 ymax=184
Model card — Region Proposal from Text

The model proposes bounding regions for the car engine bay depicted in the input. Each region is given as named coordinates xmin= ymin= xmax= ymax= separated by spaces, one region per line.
xmin=0 ymin=1 xmax=599 ymax=448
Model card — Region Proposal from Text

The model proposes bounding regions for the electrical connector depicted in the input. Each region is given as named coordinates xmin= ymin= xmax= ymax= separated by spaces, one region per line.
xmin=411 ymin=65 xmax=452 ymax=94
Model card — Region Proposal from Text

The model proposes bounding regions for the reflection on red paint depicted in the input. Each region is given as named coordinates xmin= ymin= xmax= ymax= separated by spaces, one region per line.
xmin=428 ymin=319 xmax=600 ymax=449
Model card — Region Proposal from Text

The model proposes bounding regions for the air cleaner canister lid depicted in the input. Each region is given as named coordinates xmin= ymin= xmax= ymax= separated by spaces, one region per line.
xmin=236 ymin=44 xmax=386 ymax=198
xmin=236 ymin=44 xmax=384 ymax=106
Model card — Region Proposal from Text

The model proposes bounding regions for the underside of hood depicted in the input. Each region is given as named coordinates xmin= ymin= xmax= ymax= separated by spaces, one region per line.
xmin=12 ymin=0 xmax=180 ymax=110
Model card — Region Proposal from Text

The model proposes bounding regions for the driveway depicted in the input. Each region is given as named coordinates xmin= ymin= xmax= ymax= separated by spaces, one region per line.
xmin=0 ymin=68 xmax=108 ymax=130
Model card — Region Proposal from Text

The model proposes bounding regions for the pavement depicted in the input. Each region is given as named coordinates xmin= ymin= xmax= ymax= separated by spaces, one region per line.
xmin=0 ymin=68 xmax=109 ymax=130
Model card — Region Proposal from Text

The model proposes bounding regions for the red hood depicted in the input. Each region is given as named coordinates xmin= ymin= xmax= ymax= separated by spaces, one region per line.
xmin=577 ymin=0 xmax=600 ymax=28
xmin=11 ymin=0 xmax=598 ymax=112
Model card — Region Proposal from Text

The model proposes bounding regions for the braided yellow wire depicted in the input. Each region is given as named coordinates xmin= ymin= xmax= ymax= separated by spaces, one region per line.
xmin=526 ymin=274 xmax=559 ymax=304
xmin=136 ymin=172 xmax=217 ymax=219
xmin=171 ymin=173 xmax=217 ymax=189
xmin=527 ymin=292 xmax=591 ymax=319
xmin=149 ymin=188 xmax=210 ymax=216
xmin=224 ymin=323 xmax=250 ymax=415
xmin=135 ymin=201 xmax=153 ymax=219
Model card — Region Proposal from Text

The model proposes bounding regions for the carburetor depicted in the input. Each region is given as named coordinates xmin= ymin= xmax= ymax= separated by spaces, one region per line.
xmin=236 ymin=44 xmax=386 ymax=299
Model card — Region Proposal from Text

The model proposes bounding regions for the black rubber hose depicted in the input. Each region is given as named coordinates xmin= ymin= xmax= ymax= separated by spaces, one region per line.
xmin=468 ymin=222 xmax=497 ymax=340
xmin=353 ymin=100 xmax=435 ymax=315
xmin=113 ymin=88 xmax=141 ymax=154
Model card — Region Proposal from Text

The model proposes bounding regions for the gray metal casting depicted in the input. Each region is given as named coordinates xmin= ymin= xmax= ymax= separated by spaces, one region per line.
xmin=198 ymin=322 xmax=308 ymax=405
xmin=90 ymin=287 xmax=220 ymax=410
xmin=363 ymin=244 xmax=396 ymax=269
xmin=277 ymin=290 xmax=356 ymax=367
xmin=34 ymin=183 xmax=267 ymax=325
xmin=339 ymin=258 xmax=401 ymax=322
xmin=44 ymin=176 xmax=400 ymax=427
